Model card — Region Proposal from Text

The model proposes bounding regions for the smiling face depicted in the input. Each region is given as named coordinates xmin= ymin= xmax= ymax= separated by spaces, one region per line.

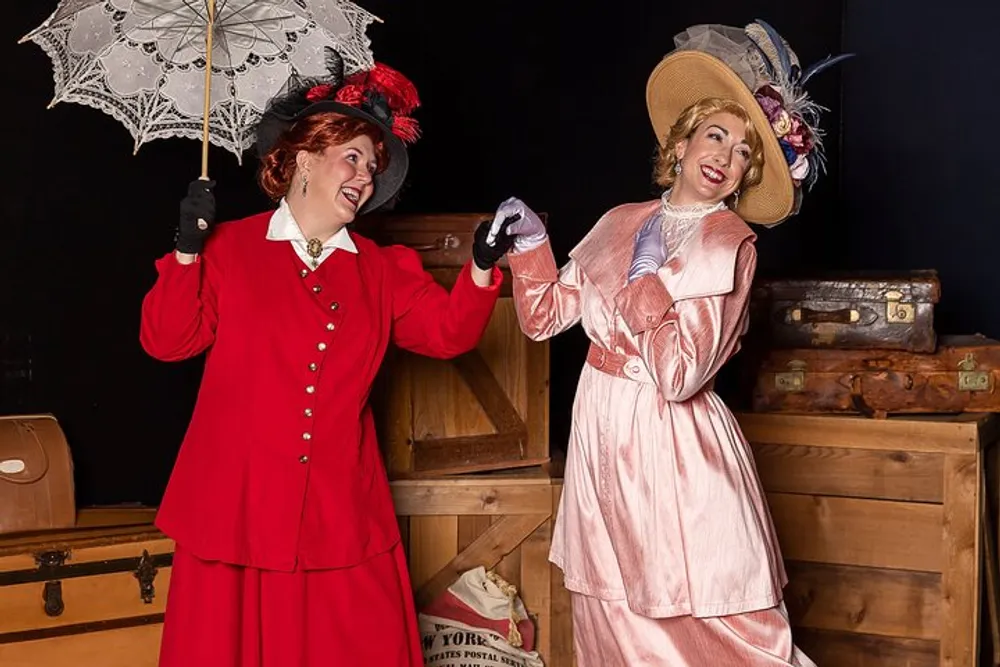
xmin=297 ymin=134 xmax=378 ymax=223
xmin=671 ymin=112 xmax=751 ymax=206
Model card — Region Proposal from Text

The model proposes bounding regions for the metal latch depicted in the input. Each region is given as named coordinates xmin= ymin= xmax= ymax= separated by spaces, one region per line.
xmin=774 ymin=360 xmax=806 ymax=392
xmin=884 ymin=290 xmax=915 ymax=323
xmin=958 ymin=353 xmax=992 ymax=392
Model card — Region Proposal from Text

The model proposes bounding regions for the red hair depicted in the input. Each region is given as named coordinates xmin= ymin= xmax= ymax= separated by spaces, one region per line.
xmin=257 ymin=112 xmax=390 ymax=201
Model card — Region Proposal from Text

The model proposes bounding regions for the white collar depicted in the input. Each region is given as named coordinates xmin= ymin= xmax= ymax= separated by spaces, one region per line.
xmin=265 ymin=198 xmax=358 ymax=254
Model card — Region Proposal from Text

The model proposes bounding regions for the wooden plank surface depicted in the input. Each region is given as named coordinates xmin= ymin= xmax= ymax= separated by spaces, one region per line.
xmin=738 ymin=412 xmax=983 ymax=454
xmin=767 ymin=493 xmax=943 ymax=571
xmin=940 ymin=453 xmax=980 ymax=667
xmin=0 ymin=623 xmax=163 ymax=667
xmin=391 ymin=481 xmax=553 ymax=516
xmin=794 ymin=628 xmax=938 ymax=667
xmin=785 ymin=561 xmax=940 ymax=640
xmin=752 ymin=443 xmax=944 ymax=502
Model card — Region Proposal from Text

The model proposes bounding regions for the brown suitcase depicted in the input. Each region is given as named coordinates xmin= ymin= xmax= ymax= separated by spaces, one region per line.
xmin=0 ymin=415 xmax=76 ymax=535
xmin=750 ymin=270 xmax=941 ymax=352
xmin=0 ymin=507 xmax=170 ymax=667
xmin=751 ymin=334 xmax=1000 ymax=418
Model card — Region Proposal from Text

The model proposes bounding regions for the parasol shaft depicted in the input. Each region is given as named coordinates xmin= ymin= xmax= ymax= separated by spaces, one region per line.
xmin=200 ymin=0 xmax=216 ymax=179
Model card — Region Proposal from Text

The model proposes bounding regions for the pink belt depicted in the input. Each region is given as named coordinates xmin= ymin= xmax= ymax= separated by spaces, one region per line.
xmin=586 ymin=344 xmax=654 ymax=384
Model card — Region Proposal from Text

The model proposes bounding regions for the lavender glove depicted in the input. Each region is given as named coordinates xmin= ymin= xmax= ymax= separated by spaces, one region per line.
xmin=627 ymin=213 xmax=666 ymax=283
xmin=487 ymin=197 xmax=547 ymax=253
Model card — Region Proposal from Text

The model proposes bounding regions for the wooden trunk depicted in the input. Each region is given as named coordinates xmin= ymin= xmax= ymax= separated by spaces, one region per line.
xmin=391 ymin=470 xmax=573 ymax=667
xmin=358 ymin=212 xmax=550 ymax=478
xmin=752 ymin=334 xmax=1000 ymax=418
xmin=735 ymin=411 xmax=999 ymax=667
xmin=750 ymin=271 xmax=940 ymax=352
xmin=0 ymin=507 xmax=170 ymax=667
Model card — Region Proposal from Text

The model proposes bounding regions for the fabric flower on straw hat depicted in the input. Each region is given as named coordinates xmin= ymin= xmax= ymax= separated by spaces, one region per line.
xmin=646 ymin=19 xmax=853 ymax=226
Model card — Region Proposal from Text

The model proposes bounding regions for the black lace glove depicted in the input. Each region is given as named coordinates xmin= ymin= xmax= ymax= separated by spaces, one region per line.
xmin=472 ymin=213 xmax=520 ymax=270
xmin=175 ymin=178 xmax=217 ymax=254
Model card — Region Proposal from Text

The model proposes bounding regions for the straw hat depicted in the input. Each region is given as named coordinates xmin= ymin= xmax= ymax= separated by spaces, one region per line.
xmin=646 ymin=21 xmax=852 ymax=226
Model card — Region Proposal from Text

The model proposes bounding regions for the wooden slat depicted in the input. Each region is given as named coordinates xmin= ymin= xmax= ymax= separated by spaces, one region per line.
xmin=767 ymin=493 xmax=943 ymax=571
xmin=407 ymin=516 xmax=458 ymax=591
xmin=413 ymin=514 xmax=548 ymax=609
xmin=940 ymin=453 xmax=980 ymax=667
xmin=784 ymin=561 xmax=940 ymax=640
xmin=381 ymin=346 xmax=414 ymax=475
xmin=547 ymin=483 xmax=574 ymax=667
xmin=0 ymin=568 xmax=171 ymax=634
xmin=0 ymin=527 xmax=166 ymax=563
xmin=519 ymin=521 xmax=552 ymax=661
xmin=752 ymin=443 xmax=944 ymax=502
xmin=981 ymin=471 xmax=1000 ymax=666
xmin=391 ymin=480 xmax=553 ymax=516
xmin=491 ymin=514 xmax=522 ymax=594
xmin=0 ymin=623 xmax=164 ymax=667
xmin=75 ymin=508 xmax=159 ymax=529
xmin=453 ymin=334 xmax=526 ymax=436
xmin=737 ymin=412 xmax=982 ymax=454
xmin=525 ymin=334 xmax=550 ymax=464
xmin=794 ymin=628 xmax=938 ymax=667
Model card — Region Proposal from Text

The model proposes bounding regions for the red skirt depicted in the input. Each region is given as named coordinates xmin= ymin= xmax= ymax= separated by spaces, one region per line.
xmin=159 ymin=542 xmax=423 ymax=667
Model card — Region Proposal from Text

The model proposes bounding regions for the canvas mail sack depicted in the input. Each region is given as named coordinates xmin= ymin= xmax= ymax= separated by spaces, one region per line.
xmin=0 ymin=414 xmax=75 ymax=535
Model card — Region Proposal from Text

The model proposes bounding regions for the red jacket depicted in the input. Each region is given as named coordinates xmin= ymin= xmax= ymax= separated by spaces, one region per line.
xmin=140 ymin=211 xmax=501 ymax=571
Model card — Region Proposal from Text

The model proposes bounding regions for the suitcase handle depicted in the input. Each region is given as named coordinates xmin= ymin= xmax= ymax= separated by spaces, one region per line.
xmin=789 ymin=307 xmax=859 ymax=324
xmin=406 ymin=234 xmax=461 ymax=252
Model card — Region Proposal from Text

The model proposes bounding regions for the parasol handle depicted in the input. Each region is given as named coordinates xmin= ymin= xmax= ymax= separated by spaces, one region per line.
xmin=200 ymin=0 xmax=216 ymax=180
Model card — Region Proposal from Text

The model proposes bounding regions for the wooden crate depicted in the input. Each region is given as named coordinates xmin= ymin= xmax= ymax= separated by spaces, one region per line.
xmin=361 ymin=213 xmax=550 ymax=478
xmin=391 ymin=469 xmax=573 ymax=667
xmin=0 ymin=507 xmax=170 ymax=667
xmin=737 ymin=411 xmax=999 ymax=667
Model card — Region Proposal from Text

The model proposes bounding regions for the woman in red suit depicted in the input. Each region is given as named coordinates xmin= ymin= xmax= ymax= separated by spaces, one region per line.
xmin=140 ymin=49 xmax=515 ymax=667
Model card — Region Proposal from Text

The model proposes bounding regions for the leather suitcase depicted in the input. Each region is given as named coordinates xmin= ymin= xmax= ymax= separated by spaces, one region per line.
xmin=0 ymin=415 xmax=75 ymax=535
xmin=750 ymin=271 xmax=941 ymax=352
xmin=0 ymin=507 xmax=170 ymax=667
xmin=752 ymin=334 xmax=1000 ymax=418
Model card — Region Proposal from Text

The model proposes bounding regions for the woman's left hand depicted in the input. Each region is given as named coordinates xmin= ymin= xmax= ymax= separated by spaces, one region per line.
xmin=627 ymin=214 xmax=666 ymax=283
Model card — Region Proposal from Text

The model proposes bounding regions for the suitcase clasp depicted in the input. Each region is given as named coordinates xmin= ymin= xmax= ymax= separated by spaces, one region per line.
xmin=774 ymin=360 xmax=806 ymax=392
xmin=958 ymin=353 xmax=992 ymax=392
xmin=884 ymin=290 xmax=915 ymax=324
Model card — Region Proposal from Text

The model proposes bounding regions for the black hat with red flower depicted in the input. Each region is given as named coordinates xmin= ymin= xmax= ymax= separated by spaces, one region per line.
xmin=254 ymin=47 xmax=421 ymax=213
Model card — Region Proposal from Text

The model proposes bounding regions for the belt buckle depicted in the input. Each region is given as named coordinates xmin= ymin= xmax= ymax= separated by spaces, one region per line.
xmin=593 ymin=347 xmax=607 ymax=369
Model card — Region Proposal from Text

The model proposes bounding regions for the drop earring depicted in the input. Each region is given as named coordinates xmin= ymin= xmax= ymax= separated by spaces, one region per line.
xmin=301 ymin=173 xmax=308 ymax=196
xmin=674 ymin=161 xmax=683 ymax=175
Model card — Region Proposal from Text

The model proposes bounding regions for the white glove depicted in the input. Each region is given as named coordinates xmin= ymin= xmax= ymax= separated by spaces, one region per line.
xmin=487 ymin=196 xmax=547 ymax=253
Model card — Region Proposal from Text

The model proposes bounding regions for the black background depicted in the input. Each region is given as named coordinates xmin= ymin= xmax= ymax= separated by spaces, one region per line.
xmin=2 ymin=1 xmax=996 ymax=506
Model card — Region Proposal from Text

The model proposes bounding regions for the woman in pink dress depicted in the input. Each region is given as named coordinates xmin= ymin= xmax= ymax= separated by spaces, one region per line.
xmin=485 ymin=21 xmax=851 ymax=665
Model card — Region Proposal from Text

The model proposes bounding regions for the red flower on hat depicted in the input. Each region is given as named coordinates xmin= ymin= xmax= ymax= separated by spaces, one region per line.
xmin=305 ymin=63 xmax=421 ymax=144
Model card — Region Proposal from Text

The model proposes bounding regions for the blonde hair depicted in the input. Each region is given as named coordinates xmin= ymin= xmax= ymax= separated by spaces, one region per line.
xmin=653 ymin=97 xmax=765 ymax=204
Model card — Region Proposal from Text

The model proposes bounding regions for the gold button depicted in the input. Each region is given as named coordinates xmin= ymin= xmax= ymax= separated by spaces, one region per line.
xmin=300 ymin=269 xmax=308 ymax=278
xmin=304 ymin=408 xmax=313 ymax=417
xmin=302 ymin=432 xmax=312 ymax=440
xmin=306 ymin=385 xmax=315 ymax=394
xmin=312 ymin=285 xmax=322 ymax=293
xmin=317 ymin=342 xmax=327 ymax=351
xmin=330 ymin=302 xmax=340 ymax=311
xmin=309 ymin=363 xmax=318 ymax=371
xmin=326 ymin=323 xmax=335 ymax=331
xmin=299 ymin=455 xmax=309 ymax=464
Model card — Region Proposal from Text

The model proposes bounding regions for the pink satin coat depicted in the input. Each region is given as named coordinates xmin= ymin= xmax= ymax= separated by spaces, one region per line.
xmin=507 ymin=200 xmax=788 ymax=618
